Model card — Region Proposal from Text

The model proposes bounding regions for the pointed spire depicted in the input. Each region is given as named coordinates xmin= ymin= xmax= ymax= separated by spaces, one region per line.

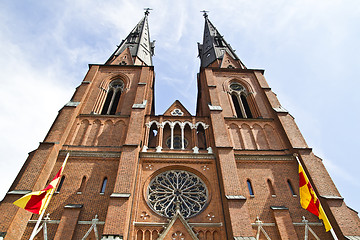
xmin=198 ymin=13 xmax=246 ymax=69
xmin=106 ymin=10 xmax=155 ymax=66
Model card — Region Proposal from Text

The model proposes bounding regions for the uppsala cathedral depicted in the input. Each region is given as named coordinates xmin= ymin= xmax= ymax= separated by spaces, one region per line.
xmin=0 ymin=10 xmax=359 ymax=240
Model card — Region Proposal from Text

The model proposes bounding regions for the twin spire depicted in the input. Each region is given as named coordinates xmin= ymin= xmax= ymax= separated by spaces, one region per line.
xmin=106 ymin=11 xmax=246 ymax=69
xmin=198 ymin=13 xmax=246 ymax=69
xmin=106 ymin=10 xmax=155 ymax=66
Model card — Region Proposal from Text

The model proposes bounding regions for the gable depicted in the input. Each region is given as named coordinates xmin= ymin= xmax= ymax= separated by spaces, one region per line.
xmin=157 ymin=210 xmax=199 ymax=240
xmin=163 ymin=100 xmax=192 ymax=117
xmin=107 ymin=47 xmax=134 ymax=66
xmin=220 ymin=51 xmax=241 ymax=69
xmin=159 ymin=218 xmax=197 ymax=240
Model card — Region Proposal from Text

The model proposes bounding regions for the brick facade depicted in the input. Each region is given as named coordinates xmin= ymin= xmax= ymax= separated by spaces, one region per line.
xmin=0 ymin=13 xmax=359 ymax=240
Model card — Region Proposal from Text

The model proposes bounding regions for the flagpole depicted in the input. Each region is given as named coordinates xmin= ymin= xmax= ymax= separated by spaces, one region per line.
xmin=294 ymin=153 xmax=339 ymax=240
xmin=28 ymin=152 xmax=70 ymax=240
xmin=29 ymin=209 xmax=45 ymax=240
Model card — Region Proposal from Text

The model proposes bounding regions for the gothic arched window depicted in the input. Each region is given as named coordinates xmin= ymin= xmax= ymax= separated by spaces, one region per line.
xmin=78 ymin=176 xmax=87 ymax=193
xmin=197 ymin=124 xmax=207 ymax=150
xmin=100 ymin=177 xmax=108 ymax=194
xmin=56 ymin=176 xmax=65 ymax=193
xmin=230 ymin=83 xmax=253 ymax=118
xmin=287 ymin=179 xmax=296 ymax=196
xmin=101 ymin=80 xmax=124 ymax=115
xmin=267 ymin=179 xmax=276 ymax=196
xmin=148 ymin=123 xmax=158 ymax=148
xmin=247 ymin=179 xmax=254 ymax=196
xmin=231 ymin=94 xmax=243 ymax=118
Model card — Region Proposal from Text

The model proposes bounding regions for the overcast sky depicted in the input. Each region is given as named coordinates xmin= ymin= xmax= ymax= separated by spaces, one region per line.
xmin=0 ymin=0 xmax=359 ymax=214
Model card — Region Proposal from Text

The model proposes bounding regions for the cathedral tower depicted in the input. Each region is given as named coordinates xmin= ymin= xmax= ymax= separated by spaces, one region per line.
xmin=0 ymin=11 xmax=359 ymax=240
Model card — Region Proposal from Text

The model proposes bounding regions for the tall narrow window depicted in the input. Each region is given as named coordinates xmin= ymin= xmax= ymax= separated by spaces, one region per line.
xmin=241 ymin=95 xmax=253 ymax=118
xmin=57 ymin=176 xmax=65 ymax=192
xmin=230 ymin=83 xmax=254 ymax=119
xmin=101 ymin=80 xmax=124 ymax=115
xmin=232 ymin=94 xmax=243 ymax=118
xmin=148 ymin=123 xmax=158 ymax=148
xmin=267 ymin=179 xmax=276 ymax=196
xmin=101 ymin=89 xmax=113 ymax=114
xmin=100 ymin=177 xmax=107 ymax=194
xmin=214 ymin=37 xmax=223 ymax=47
xmin=247 ymin=179 xmax=254 ymax=196
xmin=197 ymin=125 xmax=207 ymax=150
xmin=287 ymin=179 xmax=296 ymax=196
xmin=78 ymin=176 xmax=87 ymax=193
xmin=130 ymin=33 xmax=138 ymax=43
xmin=109 ymin=90 xmax=121 ymax=114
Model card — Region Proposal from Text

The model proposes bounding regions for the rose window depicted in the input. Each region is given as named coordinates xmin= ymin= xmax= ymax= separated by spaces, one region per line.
xmin=146 ymin=170 xmax=208 ymax=218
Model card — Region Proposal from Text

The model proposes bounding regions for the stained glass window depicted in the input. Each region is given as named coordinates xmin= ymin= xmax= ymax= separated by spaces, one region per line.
xmin=146 ymin=170 xmax=208 ymax=218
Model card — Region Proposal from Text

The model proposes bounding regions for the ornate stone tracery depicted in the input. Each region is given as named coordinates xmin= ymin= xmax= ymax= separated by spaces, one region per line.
xmin=143 ymin=120 xmax=210 ymax=153
xmin=146 ymin=170 xmax=208 ymax=219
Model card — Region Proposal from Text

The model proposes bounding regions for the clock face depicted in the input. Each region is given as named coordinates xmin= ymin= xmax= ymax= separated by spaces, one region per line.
xmin=230 ymin=83 xmax=244 ymax=91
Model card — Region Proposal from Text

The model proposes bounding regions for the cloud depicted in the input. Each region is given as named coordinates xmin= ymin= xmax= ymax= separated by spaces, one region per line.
xmin=323 ymin=158 xmax=360 ymax=186
xmin=0 ymin=33 xmax=73 ymax=199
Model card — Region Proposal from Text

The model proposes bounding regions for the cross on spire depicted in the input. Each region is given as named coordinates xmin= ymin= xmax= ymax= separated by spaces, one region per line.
xmin=144 ymin=8 xmax=153 ymax=16
xmin=200 ymin=10 xmax=209 ymax=18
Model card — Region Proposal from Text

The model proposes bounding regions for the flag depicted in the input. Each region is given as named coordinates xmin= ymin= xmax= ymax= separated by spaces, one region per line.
xmin=299 ymin=164 xmax=332 ymax=231
xmin=13 ymin=155 xmax=68 ymax=215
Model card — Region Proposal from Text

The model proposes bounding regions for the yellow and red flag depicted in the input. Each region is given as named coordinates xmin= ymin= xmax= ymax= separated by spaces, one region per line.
xmin=13 ymin=156 xmax=68 ymax=215
xmin=299 ymin=164 xmax=332 ymax=231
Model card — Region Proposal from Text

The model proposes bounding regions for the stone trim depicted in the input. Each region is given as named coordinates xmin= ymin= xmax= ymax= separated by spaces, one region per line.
xmin=208 ymin=104 xmax=223 ymax=111
xmin=28 ymin=219 xmax=105 ymax=225
xmin=101 ymin=235 xmax=123 ymax=240
xmin=78 ymin=220 xmax=105 ymax=225
xmin=110 ymin=193 xmax=130 ymax=198
xmin=321 ymin=195 xmax=344 ymax=200
xmin=226 ymin=195 xmax=246 ymax=200
xmin=132 ymin=100 xmax=147 ymax=109
xmin=78 ymin=114 xmax=130 ymax=118
xmin=248 ymin=222 xmax=323 ymax=226
xmin=234 ymin=237 xmax=256 ymax=240
xmin=189 ymin=222 xmax=223 ymax=227
xmin=235 ymin=155 xmax=294 ymax=161
xmin=133 ymin=222 xmax=166 ymax=227
xmin=65 ymin=101 xmax=81 ymax=107
xmin=64 ymin=204 xmax=83 ymax=209
xmin=345 ymin=236 xmax=360 ymax=240
xmin=142 ymin=159 xmax=213 ymax=165
xmin=273 ymin=106 xmax=288 ymax=113
xmin=59 ymin=150 xmax=121 ymax=158
xmin=7 ymin=190 xmax=31 ymax=195
xmin=293 ymin=222 xmax=323 ymax=226
xmin=270 ymin=206 xmax=288 ymax=210
xmin=28 ymin=219 xmax=61 ymax=224
xmin=140 ymin=152 xmax=215 ymax=160
xmin=225 ymin=117 xmax=274 ymax=122
xmin=133 ymin=221 xmax=223 ymax=227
